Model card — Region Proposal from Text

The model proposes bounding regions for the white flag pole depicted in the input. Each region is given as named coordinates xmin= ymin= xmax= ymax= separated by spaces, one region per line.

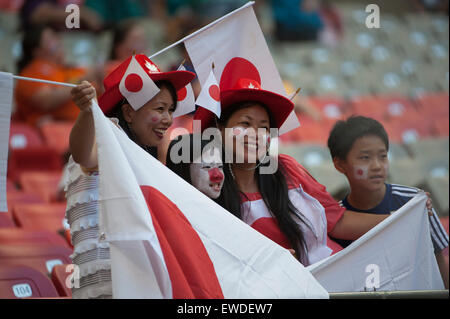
xmin=149 ymin=1 xmax=255 ymax=59
xmin=12 ymin=75 xmax=77 ymax=88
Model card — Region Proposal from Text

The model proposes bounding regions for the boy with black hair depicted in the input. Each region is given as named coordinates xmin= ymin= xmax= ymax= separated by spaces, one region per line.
xmin=327 ymin=115 xmax=449 ymax=288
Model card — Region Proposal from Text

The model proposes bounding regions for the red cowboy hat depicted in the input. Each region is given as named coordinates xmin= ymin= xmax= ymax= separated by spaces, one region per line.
xmin=98 ymin=54 xmax=195 ymax=114
xmin=194 ymin=78 xmax=294 ymax=131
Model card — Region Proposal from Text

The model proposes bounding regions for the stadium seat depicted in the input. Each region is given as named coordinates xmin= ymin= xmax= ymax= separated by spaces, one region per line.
xmin=0 ymin=229 xmax=69 ymax=248
xmin=19 ymin=171 xmax=63 ymax=203
xmin=9 ymin=123 xmax=44 ymax=150
xmin=0 ymin=244 xmax=72 ymax=276
xmin=13 ymin=203 xmax=67 ymax=232
xmin=7 ymin=147 xmax=63 ymax=183
xmin=348 ymin=95 xmax=386 ymax=122
xmin=0 ymin=265 xmax=59 ymax=298
xmin=293 ymin=121 xmax=332 ymax=145
xmin=387 ymin=158 xmax=425 ymax=189
xmin=308 ymin=163 xmax=350 ymax=199
xmin=433 ymin=117 xmax=449 ymax=137
xmin=6 ymin=190 xmax=44 ymax=207
xmin=51 ymin=264 xmax=73 ymax=297
xmin=39 ymin=121 xmax=74 ymax=156
xmin=415 ymin=92 xmax=449 ymax=119
xmin=407 ymin=138 xmax=449 ymax=174
xmin=306 ymin=97 xmax=349 ymax=121
xmin=0 ymin=212 xmax=15 ymax=228
xmin=7 ymin=178 xmax=16 ymax=191
xmin=383 ymin=118 xmax=434 ymax=144
xmin=388 ymin=143 xmax=410 ymax=162
xmin=278 ymin=143 xmax=332 ymax=171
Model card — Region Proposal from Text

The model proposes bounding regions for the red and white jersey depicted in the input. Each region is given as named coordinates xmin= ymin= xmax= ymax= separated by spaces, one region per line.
xmin=240 ymin=155 xmax=346 ymax=265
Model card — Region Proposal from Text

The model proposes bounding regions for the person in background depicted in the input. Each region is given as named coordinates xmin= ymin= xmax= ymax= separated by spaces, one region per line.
xmin=327 ymin=116 xmax=449 ymax=288
xmin=20 ymin=0 xmax=103 ymax=31
xmin=166 ymin=133 xmax=225 ymax=200
xmin=15 ymin=24 xmax=100 ymax=126
xmin=67 ymin=54 xmax=195 ymax=298
xmin=104 ymin=19 xmax=148 ymax=79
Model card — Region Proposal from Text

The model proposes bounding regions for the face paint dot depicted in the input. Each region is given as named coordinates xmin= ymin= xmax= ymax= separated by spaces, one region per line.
xmin=151 ymin=116 xmax=159 ymax=123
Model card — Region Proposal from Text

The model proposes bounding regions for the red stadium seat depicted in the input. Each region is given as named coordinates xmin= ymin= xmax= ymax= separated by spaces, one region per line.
xmin=51 ymin=264 xmax=73 ymax=297
xmin=433 ymin=117 xmax=449 ymax=137
xmin=7 ymin=178 xmax=17 ymax=191
xmin=7 ymin=190 xmax=44 ymax=207
xmin=13 ymin=203 xmax=67 ymax=232
xmin=7 ymin=147 xmax=63 ymax=183
xmin=0 ymin=212 xmax=15 ymax=228
xmin=294 ymin=120 xmax=333 ymax=145
xmin=348 ymin=95 xmax=386 ymax=122
xmin=383 ymin=118 xmax=433 ymax=144
xmin=0 ymin=265 xmax=59 ymax=298
xmin=376 ymin=95 xmax=422 ymax=122
xmin=9 ymin=123 xmax=44 ymax=150
xmin=307 ymin=96 xmax=348 ymax=121
xmin=415 ymin=92 xmax=449 ymax=119
xmin=0 ymin=229 xmax=69 ymax=248
xmin=19 ymin=171 xmax=63 ymax=203
xmin=0 ymin=244 xmax=72 ymax=276
xmin=39 ymin=121 xmax=74 ymax=155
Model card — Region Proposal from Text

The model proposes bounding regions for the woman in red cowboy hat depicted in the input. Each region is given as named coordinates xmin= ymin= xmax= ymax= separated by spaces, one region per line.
xmin=65 ymin=54 xmax=195 ymax=298
xmin=194 ymin=76 xmax=391 ymax=266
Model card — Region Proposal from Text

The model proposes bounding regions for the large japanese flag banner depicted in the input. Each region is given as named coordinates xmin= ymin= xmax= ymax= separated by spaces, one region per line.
xmin=307 ymin=193 xmax=444 ymax=292
xmin=90 ymin=100 xmax=328 ymax=298
xmin=183 ymin=2 xmax=300 ymax=135
xmin=0 ymin=72 xmax=13 ymax=213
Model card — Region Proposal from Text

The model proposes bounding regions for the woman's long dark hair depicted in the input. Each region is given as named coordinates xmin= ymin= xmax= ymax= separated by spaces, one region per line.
xmin=215 ymin=101 xmax=311 ymax=265
xmin=107 ymin=80 xmax=178 ymax=158
xmin=17 ymin=24 xmax=47 ymax=72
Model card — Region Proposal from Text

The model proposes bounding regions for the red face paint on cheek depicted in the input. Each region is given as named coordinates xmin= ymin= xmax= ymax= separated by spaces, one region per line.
xmin=151 ymin=116 xmax=160 ymax=123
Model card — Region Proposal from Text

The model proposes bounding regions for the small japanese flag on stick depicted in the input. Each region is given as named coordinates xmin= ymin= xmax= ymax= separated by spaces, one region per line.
xmin=173 ymin=64 xmax=196 ymax=118
xmin=195 ymin=64 xmax=221 ymax=118
xmin=119 ymin=55 xmax=160 ymax=110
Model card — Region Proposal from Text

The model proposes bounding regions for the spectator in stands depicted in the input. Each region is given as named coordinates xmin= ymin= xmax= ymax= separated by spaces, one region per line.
xmin=270 ymin=0 xmax=342 ymax=45
xmin=67 ymin=54 xmax=195 ymax=298
xmin=327 ymin=116 xmax=449 ymax=288
xmin=83 ymin=0 xmax=147 ymax=28
xmin=193 ymin=76 xmax=419 ymax=266
xmin=20 ymin=0 xmax=103 ymax=31
xmin=166 ymin=134 xmax=225 ymax=200
xmin=104 ymin=19 xmax=148 ymax=79
xmin=15 ymin=24 xmax=100 ymax=127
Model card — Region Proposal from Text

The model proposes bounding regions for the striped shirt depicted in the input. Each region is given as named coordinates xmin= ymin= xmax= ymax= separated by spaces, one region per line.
xmin=335 ymin=183 xmax=449 ymax=252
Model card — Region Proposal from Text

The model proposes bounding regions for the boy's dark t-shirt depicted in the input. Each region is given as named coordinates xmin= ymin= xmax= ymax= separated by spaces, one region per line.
xmin=334 ymin=183 xmax=449 ymax=253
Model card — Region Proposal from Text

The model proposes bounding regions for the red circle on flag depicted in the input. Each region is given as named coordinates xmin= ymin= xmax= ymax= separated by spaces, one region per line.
xmin=220 ymin=57 xmax=261 ymax=91
xmin=209 ymin=85 xmax=220 ymax=102
xmin=177 ymin=87 xmax=187 ymax=101
xmin=124 ymin=73 xmax=143 ymax=92
xmin=357 ymin=169 xmax=364 ymax=176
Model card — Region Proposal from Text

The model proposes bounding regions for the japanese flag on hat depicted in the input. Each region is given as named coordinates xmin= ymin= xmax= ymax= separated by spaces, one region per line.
xmin=119 ymin=55 xmax=160 ymax=110
xmin=173 ymin=64 xmax=196 ymax=118
xmin=195 ymin=67 xmax=221 ymax=118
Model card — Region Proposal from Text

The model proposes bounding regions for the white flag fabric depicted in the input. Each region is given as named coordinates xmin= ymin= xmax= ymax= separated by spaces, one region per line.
xmin=307 ymin=192 xmax=444 ymax=292
xmin=173 ymin=65 xmax=196 ymax=118
xmin=184 ymin=3 xmax=300 ymax=135
xmin=90 ymin=100 xmax=328 ymax=299
xmin=195 ymin=68 xmax=221 ymax=118
xmin=119 ymin=55 xmax=160 ymax=110
xmin=0 ymin=72 xmax=13 ymax=213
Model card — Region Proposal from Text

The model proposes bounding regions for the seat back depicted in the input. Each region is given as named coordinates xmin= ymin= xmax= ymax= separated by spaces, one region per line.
xmin=0 ymin=265 xmax=59 ymax=298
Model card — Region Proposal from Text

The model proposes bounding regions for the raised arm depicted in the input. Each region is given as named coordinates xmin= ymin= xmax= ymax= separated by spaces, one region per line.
xmin=329 ymin=210 xmax=388 ymax=241
xmin=69 ymin=81 xmax=98 ymax=168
